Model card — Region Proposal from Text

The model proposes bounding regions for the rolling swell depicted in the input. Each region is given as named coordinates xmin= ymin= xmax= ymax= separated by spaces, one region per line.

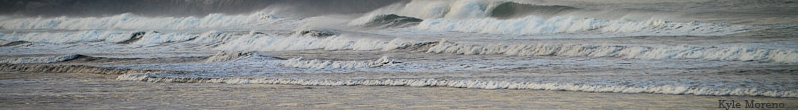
xmin=488 ymin=2 xmax=578 ymax=19
xmin=348 ymin=14 xmax=423 ymax=28
xmin=0 ymin=63 xmax=170 ymax=74
xmin=0 ymin=54 xmax=85 ymax=64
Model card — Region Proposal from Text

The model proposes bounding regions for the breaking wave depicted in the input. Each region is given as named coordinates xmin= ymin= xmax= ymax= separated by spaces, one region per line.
xmin=214 ymin=32 xmax=393 ymax=51
xmin=348 ymin=14 xmax=423 ymax=28
xmin=280 ymin=56 xmax=401 ymax=69
xmin=205 ymin=51 xmax=282 ymax=62
xmin=0 ymin=30 xmax=237 ymax=45
xmin=350 ymin=0 xmax=748 ymax=35
xmin=0 ymin=30 xmax=131 ymax=44
xmin=2 ymin=0 xmax=795 ymax=98
xmin=0 ymin=63 xmax=171 ymax=74
xmin=367 ymin=0 xmax=575 ymax=19
xmin=487 ymin=2 xmax=577 ymax=19
xmin=427 ymin=39 xmax=798 ymax=63
xmin=416 ymin=16 xmax=747 ymax=35
xmin=0 ymin=54 xmax=83 ymax=64
xmin=0 ymin=12 xmax=283 ymax=30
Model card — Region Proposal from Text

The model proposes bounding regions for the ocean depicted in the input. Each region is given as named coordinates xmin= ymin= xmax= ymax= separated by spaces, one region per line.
xmin=1 ymin=0 xmax=797 ymax=105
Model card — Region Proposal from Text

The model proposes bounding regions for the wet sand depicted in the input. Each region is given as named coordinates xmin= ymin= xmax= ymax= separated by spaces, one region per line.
xmin=1 ymin=72 xmax=795 ymax=109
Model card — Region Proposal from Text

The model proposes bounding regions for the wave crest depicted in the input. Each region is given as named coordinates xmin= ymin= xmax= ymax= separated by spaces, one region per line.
xmin=427 ymin=40 xmax=798 ymax=63
xmin=417 ymin=16 xmax=747 ymax=35
xmin=280 ymin=56 xmax=401 ymax=69
xmin=0 ymin=12 xmax=282 ymax=30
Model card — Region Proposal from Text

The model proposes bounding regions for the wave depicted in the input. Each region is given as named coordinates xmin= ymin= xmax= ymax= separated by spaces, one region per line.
xmin=0 ymin=41 xmax=30 ymax=47
xmin=0 ymin=0 xmax=402 ymax=18
xmin=214 ymin=32 xmax=394 ymax=51
xmin=0 ymin=54 xmax=84 ymax=64
xmin=349 ymin=0 xmax=747 ymax=35
xmin=426 ymin=39 xmax=798 ymax=63
xmin=488 ymin=2 xmax=577 ymax=19
xmin=0 ymin=29 xmax=407 ymax=52
xmin=348 ymin=14 xmax=423 ymax=28
xmin=205 ymin=51 xmax=282 ymax=62
xmin=5 ymin=29 xmax=792 ymax=64
xmin=0 ymin=30 xmax=237 ymax=45
xmin=280 ymin=56 xmax=401 ymax=69
xmin=0 ymin=63 xmax=172 ymax=74
xmin=0 ymin=12 xmax=283 ymax=30
xmin=0 ymin=30 xmax=131 ymax=44
xmin=117 ymin=73 xmax=798 ymax=98
xmin=416 ymin=16 xmax=748 ymax=35
xmin=361 ymin=0 xmax=580 ymax=19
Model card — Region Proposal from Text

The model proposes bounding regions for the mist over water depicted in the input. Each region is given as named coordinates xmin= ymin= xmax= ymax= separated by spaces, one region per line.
xmin=0 ymin=0 xmax=404 ymax=17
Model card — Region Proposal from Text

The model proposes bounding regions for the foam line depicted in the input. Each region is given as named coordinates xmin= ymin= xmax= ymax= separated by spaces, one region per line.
xmin=117 ymin=73 xmax=798 ymax=98
xmin=417 ymin=16 xmax=747 ymax=35
xmin=215 ymin=34 xmax=391 ymax=51
xmin=280 ymin=56 xmax=400 ymax=69
xmin=427 ymin=40 xmax=798 ymax=63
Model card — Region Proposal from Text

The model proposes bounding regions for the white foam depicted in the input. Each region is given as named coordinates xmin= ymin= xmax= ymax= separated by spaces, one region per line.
xmin=354 ymin=0 xmax=747 ymax=36
xmin=117 ymin=74 xmax=798 ymax=98
xmin=280 ymin=56 xmax=400 ymax=69
xmin=0 ymin=54 xmax=82 ymax=64
xmin=0 ymin=31 xmax=130 ymax=44
xmin=0 ymin=30 xmax=238 ymax=45
xmin=427 ymin=40 xmax=798 ymax=63
xmin=215 ymin=34 xmax=391 ymax=51
xmin=204 ymin=51 xmax=279 ymax=62
xmin=365 ymin=0 xmax=499 ymax=19
xmin=417 ymin=16 xmax=747 ymax=35
xmin=0 ymin=12 xmax=282 ymax=30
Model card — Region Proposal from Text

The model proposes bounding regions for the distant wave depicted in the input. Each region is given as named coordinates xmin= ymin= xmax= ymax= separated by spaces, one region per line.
xmin=0 ymin=30 xmax=131 ymax=43
xmin=349 ymin=0 xmax=748 ymax=35
xmin=0 ymin=0 xmax=402 ymax=18
xmin=0 ymin=54 xmax=83 ymax=64
xmin=0 ymin=12 xmax=283 ymax=30
xmin=0 ymin=30 xmax=235 ymax=45
xmin=361 ymin=1 xmax=578 ymax=19
xmin=417 ymin=16 xmax=747 ymax=35
xmin=1 ymin=0 xmax=750 ymax=36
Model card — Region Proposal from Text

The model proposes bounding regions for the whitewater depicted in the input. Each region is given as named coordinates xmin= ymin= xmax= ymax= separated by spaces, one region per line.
xmin=1 ymin=0 xmax=797 ymax=98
